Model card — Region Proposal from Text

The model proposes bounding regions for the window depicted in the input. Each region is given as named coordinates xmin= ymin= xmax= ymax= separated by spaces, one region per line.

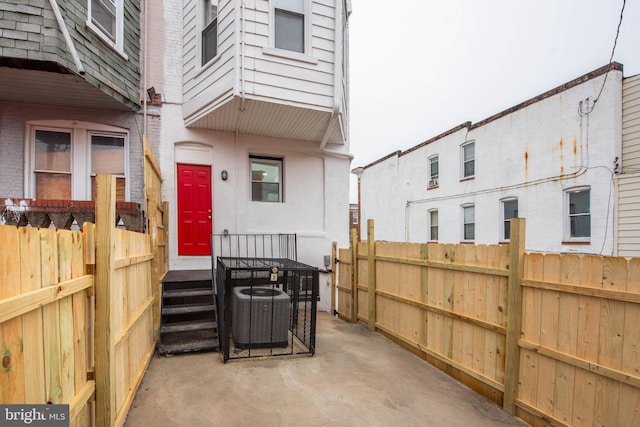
xmin=90 ymin=135 xmax=126 ymax=201
xmin=275 ymin=0 xmax=305 ymax=53
xmin=566 ymin=187 xmax=590 ymax=240
xmin=28 ymin=122 xmax=128 ymax=201
xmin=352 ymin=210 xmax=358 ymax=225
xmin=429 ymin=210 xmax=438 ymax=241
xmin=428 ymin=155 xmax=439 ymax=188
xmin=250 ymin=156 xmax=283 ymax=202
xmin=202 ymin=0 xmax=218 ymax=65
xmin=461 ymin=141 xmax=475 ymax=178
xmin=462 ymin=204 xmax=475 ymax=241
xmin=88 ymin=0 xmax=124 ymax=54
xmin=501 ymin=198 xmax=518 ymax=241
xmin=34 ymin=130 xmax=72 ymax=199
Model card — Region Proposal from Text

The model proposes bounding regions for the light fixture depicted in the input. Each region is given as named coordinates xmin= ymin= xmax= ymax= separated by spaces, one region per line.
xmin=221 ymin=170 xmax=228 ymax=181
xmin=146 ymin=86 xmax=156 ymax=101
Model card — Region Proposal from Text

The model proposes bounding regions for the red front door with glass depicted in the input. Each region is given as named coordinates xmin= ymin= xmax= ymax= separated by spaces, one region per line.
xmin=177 ymin=164 xmax=212 ymax=255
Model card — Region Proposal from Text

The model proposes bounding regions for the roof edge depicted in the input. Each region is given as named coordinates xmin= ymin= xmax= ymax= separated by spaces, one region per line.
xmin=471 ymin=62 xmax=623 ymax=130
xmin=359 ymin=62 xmax=623 ymax=171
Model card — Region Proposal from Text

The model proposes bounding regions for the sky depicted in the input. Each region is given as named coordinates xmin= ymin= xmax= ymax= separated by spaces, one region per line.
xmin=347 ymin=0 xmax=640 ymax=202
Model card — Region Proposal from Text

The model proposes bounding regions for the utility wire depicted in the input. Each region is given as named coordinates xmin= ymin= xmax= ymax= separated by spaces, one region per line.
xmin=593 ymin=0 xmax=627 ymax=105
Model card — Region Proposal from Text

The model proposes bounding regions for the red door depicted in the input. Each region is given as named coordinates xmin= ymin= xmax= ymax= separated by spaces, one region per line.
xmin=177 ymin=164 xmax=212 ymax=255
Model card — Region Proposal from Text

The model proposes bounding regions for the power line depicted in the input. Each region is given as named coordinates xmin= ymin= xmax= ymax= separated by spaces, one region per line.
xmin=593 ymin=0 xmax=627 ymax=104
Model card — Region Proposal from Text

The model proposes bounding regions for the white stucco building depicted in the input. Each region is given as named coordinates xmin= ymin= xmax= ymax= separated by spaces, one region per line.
xmin=147 ymin=0 xmax=352 ymax=311
xmin=357 ymin=63 xmax=626 ymax=256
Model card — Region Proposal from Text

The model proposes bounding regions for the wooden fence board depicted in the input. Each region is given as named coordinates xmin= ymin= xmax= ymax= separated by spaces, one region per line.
xmin=570 ymin=255 xmax=602 ymax=426
xmin=337 ymin=248 xmax=352 ymax=319
xmin=19 ymin=227 xmax=45 ymax=404
xmin=41 ymin=228 xmax=63 ymax=405
xmin=70 ymin=229 xmax=90 ymax=427
xmin=552 ymin=254 xmax=580 ymax=424
xmin=619 ymin=258 xmax=640 ymax=426
xmin=0 ymin=226 xmax=26 ymax=403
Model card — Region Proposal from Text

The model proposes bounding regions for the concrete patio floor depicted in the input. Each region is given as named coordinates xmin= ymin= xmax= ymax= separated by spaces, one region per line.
xmin=125 ymin=313 xmax=528 ymax=427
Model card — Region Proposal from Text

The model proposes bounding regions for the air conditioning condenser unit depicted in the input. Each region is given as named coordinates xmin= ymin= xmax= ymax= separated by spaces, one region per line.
xmin=232 ymin=287 xmax=290 ymax=348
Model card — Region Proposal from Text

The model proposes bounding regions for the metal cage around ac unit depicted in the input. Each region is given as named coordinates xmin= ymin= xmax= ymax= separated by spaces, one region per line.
xmin=216 ymin=257 xmax=318 ymax=362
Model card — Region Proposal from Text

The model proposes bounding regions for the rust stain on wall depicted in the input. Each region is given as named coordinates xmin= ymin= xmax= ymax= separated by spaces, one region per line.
xmin=559 ymin=137 xmax=564 ymax=175
xmin=524 ymin=149 xmax=529 ymax=181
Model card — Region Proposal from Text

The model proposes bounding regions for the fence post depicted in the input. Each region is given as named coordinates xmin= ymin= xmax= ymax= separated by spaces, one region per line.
xmin=504 ymin=218 xmax=526 ymax=415
xmin=94 ymin=174 xmax=116 ymax=427
xmin=331 ymin=241 xmax=337 ymax=316
xmin=350 ymin=228 xmax=358 ymax=322
xmin=367 ymin=219 xmax=376 ymax=331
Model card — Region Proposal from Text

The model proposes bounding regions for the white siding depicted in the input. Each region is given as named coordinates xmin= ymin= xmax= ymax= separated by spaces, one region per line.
xmin=622 ymin=75 xmax=640 ymax=171
xmin=183 ymin=0 xmax=237 ymax=108
xmin=243 ymin=0 xmax=336 ymax=109
xmin=616 ymin=174 xmax=640 ymax=256
xmin=359 ymin=66 xmax=623 ymax=256
xmin=616 ymin=74 xmax=640 ymax=256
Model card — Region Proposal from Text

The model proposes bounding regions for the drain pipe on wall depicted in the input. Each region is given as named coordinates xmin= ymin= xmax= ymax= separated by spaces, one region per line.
xmin=142 ymin=0 xmax=149 ymax=137
xmin=233 ymin=1 xmax=248 ymax=234
xmin=49 ymin=0 xmax=85 ymax=75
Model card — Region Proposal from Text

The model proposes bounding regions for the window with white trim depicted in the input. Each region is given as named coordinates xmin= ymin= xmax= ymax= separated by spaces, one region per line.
xmin=28 ymin=122 xmax=129 ymax=201
xmin=428 ymin=155 xmax=439 ymax=188
xmin=461 ymin=141 xmax=475 ymax=179
xmin=250 ymin=156 xmax=283 ymax=202
xmin=462 ymin=204 xmax=475 ymax=241
xmin=501 ymin=198 xmax=518 ymax=241
xmin=565 ymin=187 xmax=590 ymax=240
xmin=352 ymin=210 xmax=358 ymax=225
xmin=202 ymin=0 xmax=218 ymax=65
xmin=88 ymin=0 xmax=125 ymax=54
xmin=274 ymin=0 xmax=305 ymax=53
xmin=429 ymin=209 xmax=438 ymax=241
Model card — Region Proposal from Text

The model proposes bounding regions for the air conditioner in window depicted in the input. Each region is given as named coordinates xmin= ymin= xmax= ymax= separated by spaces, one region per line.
xmin=429 ymin=178 xmax=439 ymax=187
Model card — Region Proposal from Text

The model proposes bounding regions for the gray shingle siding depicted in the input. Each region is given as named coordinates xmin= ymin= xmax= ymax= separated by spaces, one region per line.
xmin=0 ymin=0 xmax=141 ymax=108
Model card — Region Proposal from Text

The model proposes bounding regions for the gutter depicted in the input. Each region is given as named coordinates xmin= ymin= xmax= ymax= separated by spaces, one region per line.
xmin=48 ymin=0 xmax=85 ymax=75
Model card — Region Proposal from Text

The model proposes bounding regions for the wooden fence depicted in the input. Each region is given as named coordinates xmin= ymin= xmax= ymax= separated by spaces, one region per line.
xmin=336 ymin=218 xmax=640 ymax=427
xmin=144 ymin=136 xmax=168 ymax=335
xmin=0 ymin=175 xmax=164 ymax=427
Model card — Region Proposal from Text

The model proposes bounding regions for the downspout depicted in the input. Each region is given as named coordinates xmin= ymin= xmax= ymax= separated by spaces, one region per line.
xmin=233 ymin=1 xmax=247 ymax=233
xmin=143 ymin=0 xmax=149 ymax=137
xmin=48 ymin=0 xmax=85 ymax=75
xmin=319 ymin=0 xmax=343 ymax=151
